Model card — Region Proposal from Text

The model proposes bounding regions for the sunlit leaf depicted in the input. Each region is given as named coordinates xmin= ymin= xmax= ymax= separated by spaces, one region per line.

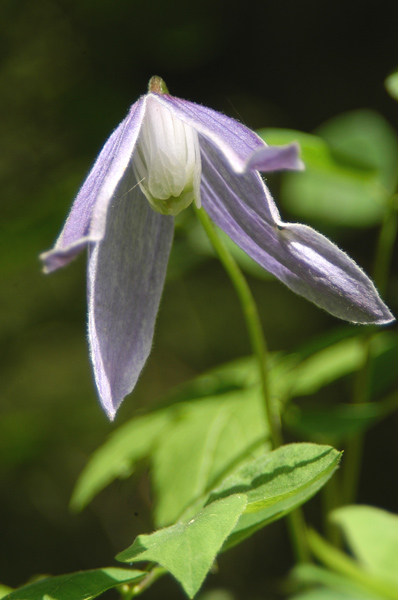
xmin=307 ymin=528 xmax=398 ymax=600
xmin=0 ymin=585 xmax=13 ymax=599
xmin=160 ymin=355 xmax=257 ymax=403
xmin=209 ymin=443 xmax=341 ymax=550
xmin=292 ymin=589 xmax=372 ymax=600
xmin=282 ymin=331 xmax=398 ymax=399
xmin=70 ymin=410 xmax=171 ymax=511
xmin=71 ymin=385 xmax=269 ymax=521
xmin=116 ymin=494 xmax=247 ymax=599
xmin=281 ymin=332 xmax=398 ymax=443
xmin=286 ymin=335 xmax=366 ymax=397
xmin=2 ymin=568 xmax=144 ymax=600
xmin=291 ymin=564 xmax=383 ymax=600
xmin=332 ymin=505 xmax=398 ymax=587
xmin=152 ymin=388 xmax=270 ymax=527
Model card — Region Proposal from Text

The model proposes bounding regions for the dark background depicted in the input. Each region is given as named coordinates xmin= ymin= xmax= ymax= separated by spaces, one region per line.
xmin=1 ymin=0 xmax=397 ymax=597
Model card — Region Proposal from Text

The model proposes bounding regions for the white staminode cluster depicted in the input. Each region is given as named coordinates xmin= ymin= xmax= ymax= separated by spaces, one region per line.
xmin=133 ymin=96 xmax=202 ymax=216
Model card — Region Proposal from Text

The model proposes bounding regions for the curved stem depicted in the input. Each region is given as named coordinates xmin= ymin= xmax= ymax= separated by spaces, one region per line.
xmin=120 ymin=566 xmax=166 ymax=598
xmin=194 ymin=206 xmax=310 ymax=563
xmin=194 ymin=206 xmax=281 ymax=448
xmin=341 ymin=338 xmax=373 ymax=505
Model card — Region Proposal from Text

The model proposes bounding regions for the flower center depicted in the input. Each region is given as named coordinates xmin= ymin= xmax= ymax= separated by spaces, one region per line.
xmin=133 ymin=96 xmax=202 ymax=216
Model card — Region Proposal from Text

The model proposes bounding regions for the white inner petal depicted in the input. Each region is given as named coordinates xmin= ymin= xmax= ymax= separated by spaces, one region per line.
xmin=133 ymin=96 xmax=201 ymax=215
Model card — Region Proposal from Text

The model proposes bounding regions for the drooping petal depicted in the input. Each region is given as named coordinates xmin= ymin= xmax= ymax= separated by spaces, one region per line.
xmin=199 ymin=136 xmax=394 ymax=325
xmin=40 ymin=97 xmax=147 ymax=272
xmin=88 ymin=168 xmax=174 ymax=419
xmin=245 ymin=142 xmax=304 ymax=172
xmin=153 ymin=94 xmax=302 ymax=174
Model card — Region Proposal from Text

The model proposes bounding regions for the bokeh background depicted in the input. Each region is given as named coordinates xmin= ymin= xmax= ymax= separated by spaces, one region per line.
xmin=1 ymin=0 xmax=398 ymax=598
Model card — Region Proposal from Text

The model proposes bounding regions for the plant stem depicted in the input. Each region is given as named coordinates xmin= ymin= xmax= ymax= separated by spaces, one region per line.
xmin=195 ymin=206 xmax=310 ymax=563
xmin=286 ymin=508 xmax=311 ymax=564
xmin=342 ymin=193 xmax=398 ymax=505
xmin=341 ymin=339 xmax=372 ymax=505
xmin=194 ymin=206 xmax=281 ymax=448
xmin=120 ymin=566 xmax=167 ymax=598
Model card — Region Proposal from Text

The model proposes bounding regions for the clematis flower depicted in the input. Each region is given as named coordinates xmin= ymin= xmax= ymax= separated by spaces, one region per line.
xmin=41 ymin=76 xmax=394 ymax=419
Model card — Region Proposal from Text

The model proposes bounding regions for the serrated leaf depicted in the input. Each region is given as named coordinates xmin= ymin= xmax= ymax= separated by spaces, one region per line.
xmin=332 ymin=505 xmax=398 ymax=587
xmin=116 ymin=494 xmax=247 ymax=598
xmin=70 ymin=411 xmax=171 ymax=511
xmin=152 ymin=388 xmax=270 ymax=527
xmin=258 ymin=128 xmax=389 ymax=226
xmin=208 ymin=443 xmax=341 ymax=550
xmin=2 ymin=568 xmax=144 ymax=600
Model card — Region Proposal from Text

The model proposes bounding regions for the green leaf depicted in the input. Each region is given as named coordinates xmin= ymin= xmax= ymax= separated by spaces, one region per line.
xmin=307 ymin=528 xmax=398 ymax=600
xmin=385 ymin=71 xmax=398 ymax=101
xmin=152 ymin=388 xmax=269 ymax=527
xmin=280 ymin=332 xmax=398 ymax=442
xmin=70 ymin=410 xmax=171 ymax=511
xmin=332 ymin=506 xmax=398 ymax=587
xmin=71 ymin=385 xmax=269 ymax=528
xmin=196 ymin=590 xmax=234 ymax=600
xmin=0 ymin=585 xmax=13 ymax=599
xmin=280 ymin=331 xmax=398 ymax=399
xmin=258 ymin=127 xmax=391 ymax=227
xmin=285 ymin=335 xmax=367 ymax=398
xmin=116 ymin=494 xmax=248 ymax=598
xmin=209 ymin=443 xmax=341 ymax=550
xmin=2 ymin=568 xmax=144 ymax=600
xmin=291 ymin=564 xmax=384 ymax=600
xmin=291 ymin=589 xmax=374 ymax=600
xmin=70 ymin=363 xmax=270 ymax=516
xmin=316 ymin=110 xmax=398 ymax=193
xmin=283 ymin=393 xmax=398 ymax=444
xmin=160 ymin=356 xmax=257 ymax=404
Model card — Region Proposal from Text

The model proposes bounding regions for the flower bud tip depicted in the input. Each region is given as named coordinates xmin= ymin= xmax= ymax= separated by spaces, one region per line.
xmin=148 ymin=76 xmax=169 ymax=95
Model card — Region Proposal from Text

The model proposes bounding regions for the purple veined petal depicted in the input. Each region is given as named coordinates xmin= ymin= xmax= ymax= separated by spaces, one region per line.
xmin=88 ymin=168 xmax=174 ymax=419
xmin=245 ymin=142 xmax=304 ymax=172
xmin=154 ymin=93 xmax=302 ymax=176
xmin=40 ymin=97 xmax=147 ymax=273
xmin=199 ymin=136 xmax=394 ymax=325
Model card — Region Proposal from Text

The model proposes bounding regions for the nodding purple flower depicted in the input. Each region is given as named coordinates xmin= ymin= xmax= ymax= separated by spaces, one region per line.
xmin=41 ymin=76 xmax=394 ymax=419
